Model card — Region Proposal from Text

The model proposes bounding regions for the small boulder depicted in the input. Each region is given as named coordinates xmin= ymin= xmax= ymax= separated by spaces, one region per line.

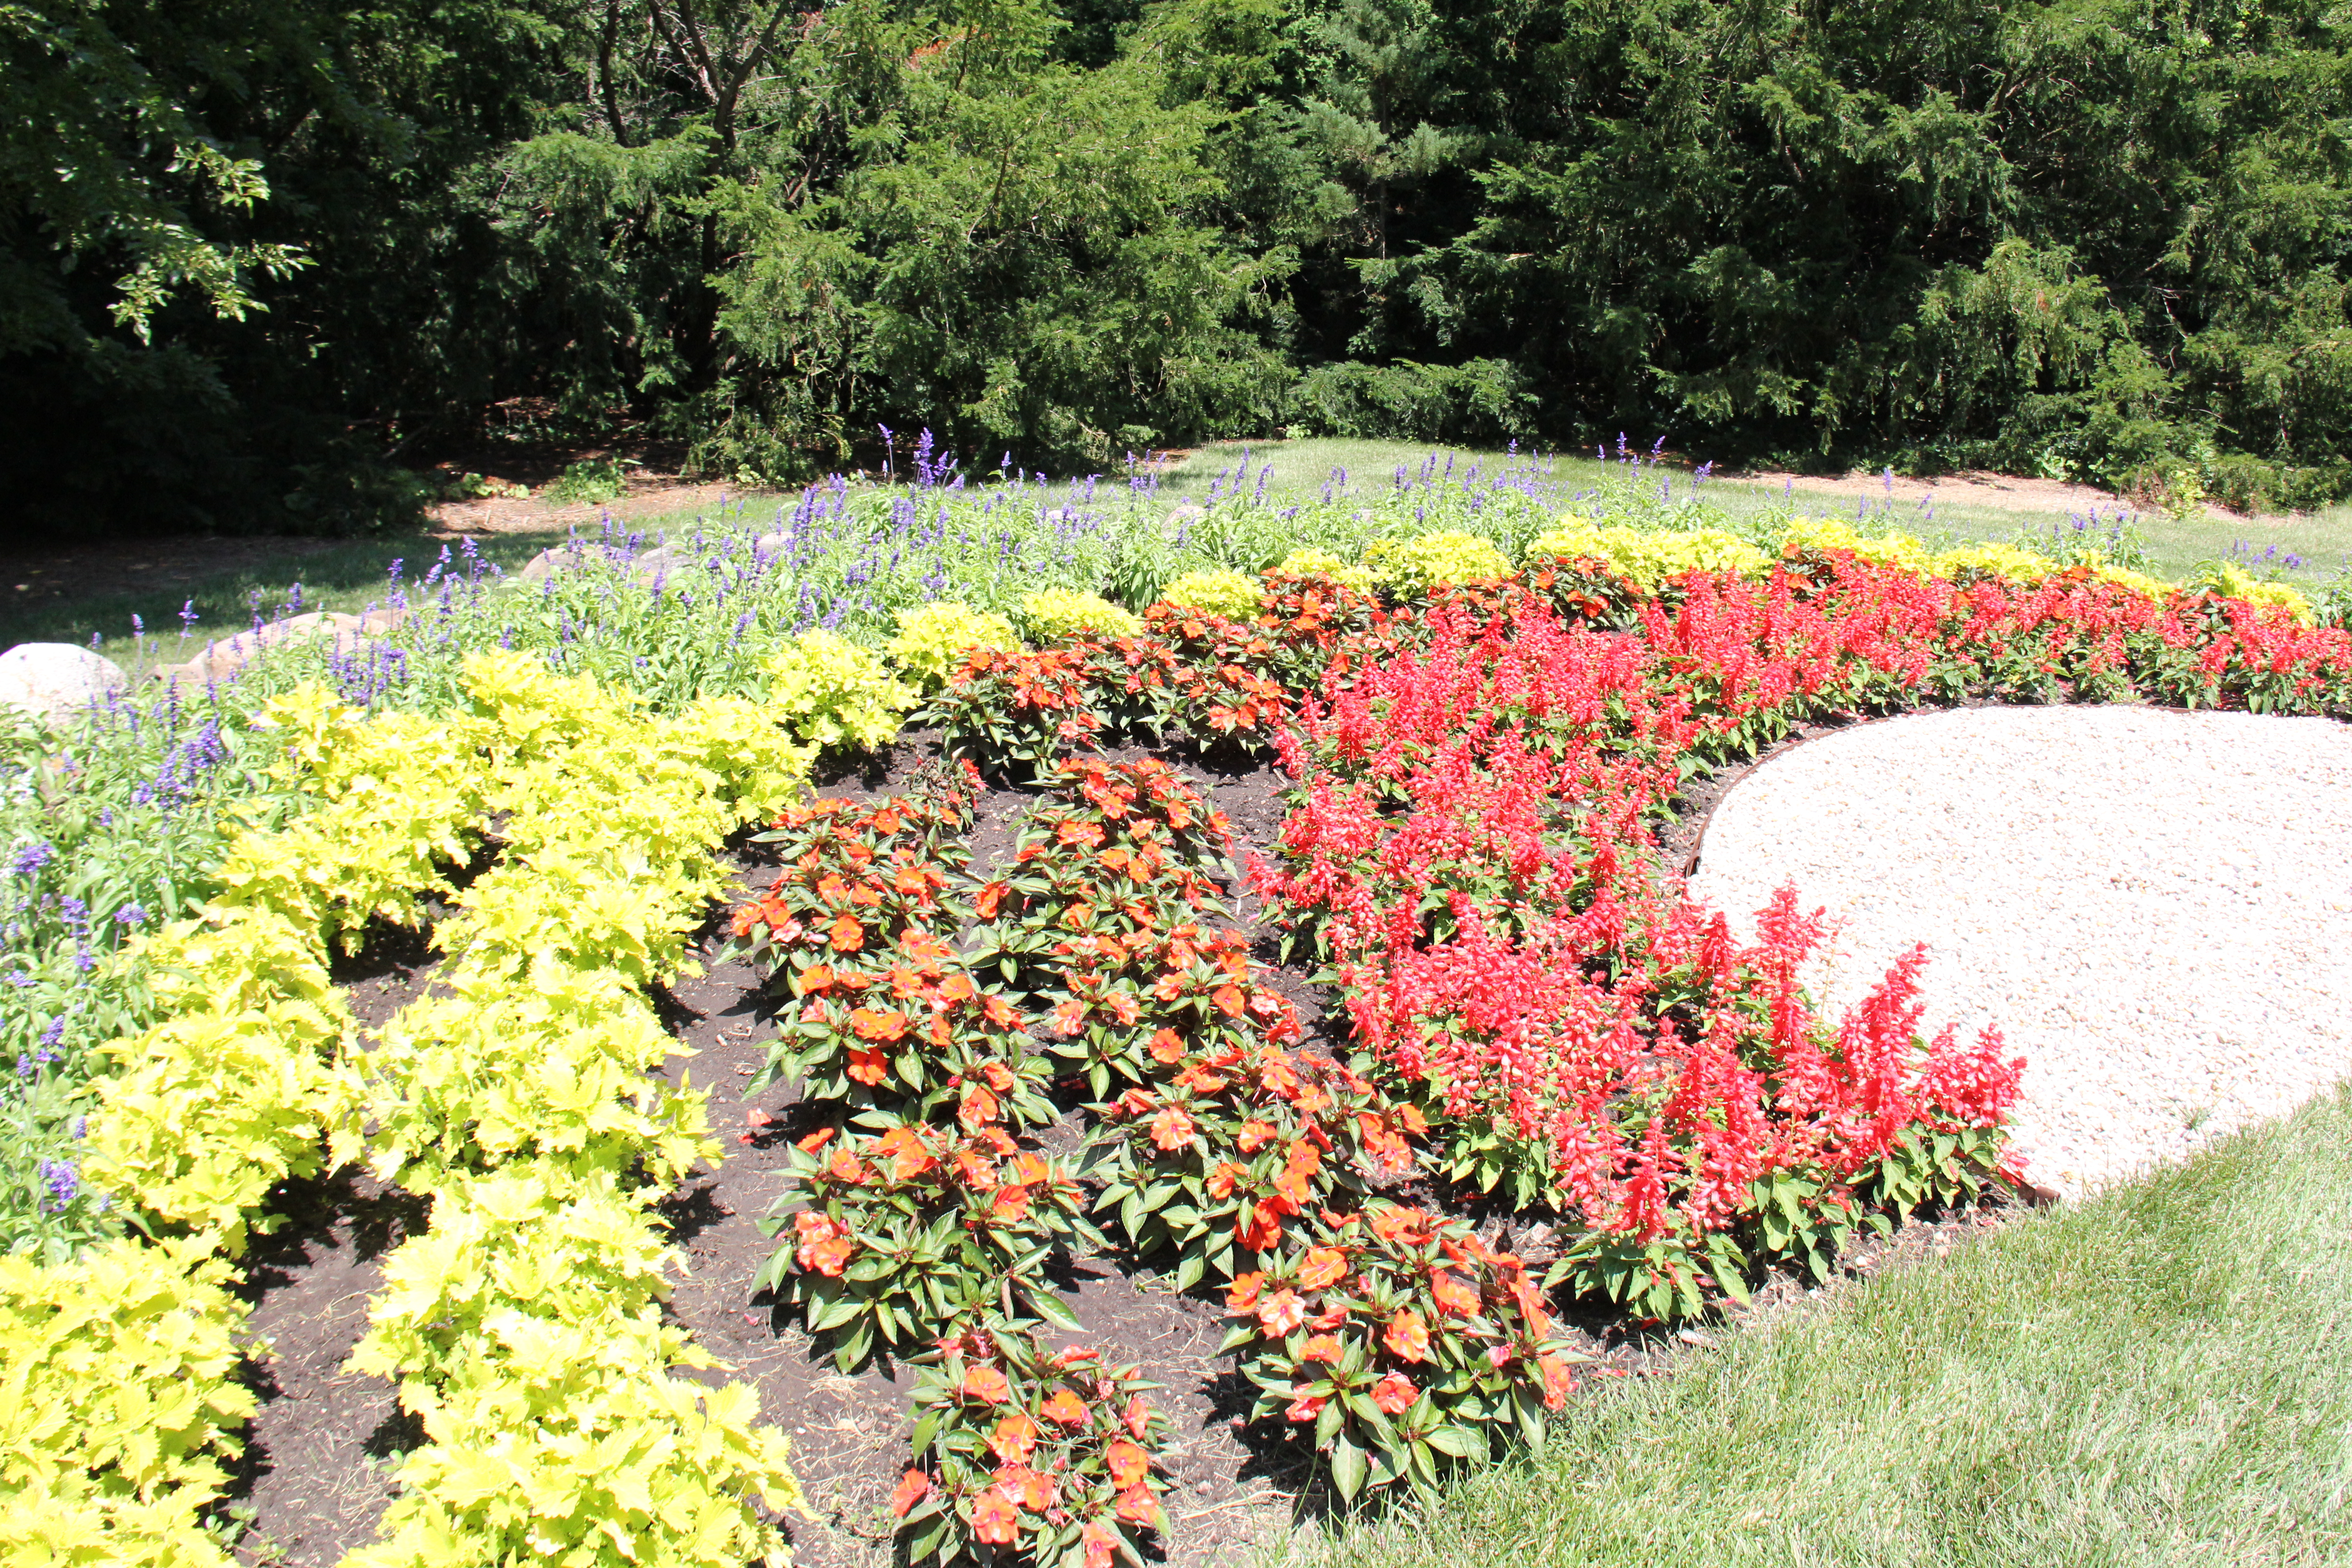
xmin=0 ymin=643 xmax=128 ymax=720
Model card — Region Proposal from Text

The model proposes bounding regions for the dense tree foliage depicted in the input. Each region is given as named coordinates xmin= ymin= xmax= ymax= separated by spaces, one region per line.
xmin=5 ymin=0 xmax=2351 ymax=533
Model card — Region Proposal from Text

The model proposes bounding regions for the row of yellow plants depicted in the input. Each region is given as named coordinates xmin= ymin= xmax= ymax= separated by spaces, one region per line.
xmin=8 ymin=652 xmax=813 ymax=1566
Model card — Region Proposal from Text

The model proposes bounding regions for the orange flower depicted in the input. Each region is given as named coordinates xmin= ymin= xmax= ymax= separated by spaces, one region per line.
xmin=1205 ymin=1161 xmax=1243 ymax=1199
xmin=1049 ymin=999 xmax=1088 ymax=1035
xmin=1235 ymin=1203 xmax=1284 ymax=1253
xmin=959 ymin=1084 xmax=1001 ymax=1130
xmin=989 ymin=1183 xmax=1033 ymax=1222
xmin=1225 ymin=1272 xmax=1265 ymax=1313
xmin=1105 ymin=1437 xmax=1150 ymax=1490
xmin=873 ymin=1125 xmax=937 ymax=1181
xmin=1009 ymin=1150 xmax=1051 ymax=1185
xmin=1113 ymin=1485 xmax=1162 ymax=1528
xmin=1393 ymin=1103 xmax=1430 ymax=1136
xmin=995 ymin=1462 xmax=1055 ymax=1513
xmin=978 ymin=1058 xmax=1016 ymax=1092
xmin=1124 ymin=1395 xmax=1152 ymax=1440
xmin=1211 ymin=984 xmax=1247 ymax=1019
xmin=850 ymin=1007 xmax=910 ymax=1041
xmin=1297 ymin=1333 xmax=1343 ymax=1364
xmin=962 ymin=1364 xmax=1012 ymax=1404
xmin=1431 ymin=1270 xmax=1480 ymax=1317
xmin=1256 ymin=1288 xmax=1307 ymax=1336
xmin=1148 ymin=1107 xmax=1195 ymax=1152
xmin=803 ymin=1234 xmax=853 ymax=1276
xmin=1040 ymin=1388 xmax=1089 ymax=1427
xmin=1539 ymin=1352 xmax=1577 ymax=1410
xmin=827 ymin=914 xmax=864 ymax=951
xmin=1284 ymin=1392 xmax=1325 ymax=1423
xmin=1371 ymin=1372 xmax=1417 ymax=1414
xmin=1367 ymin=1205 xmax=1431 ymax=1246
xmin=1236 ymin=1118 xmax=1276 ymax=1154
xmin=988 ymin=1411 xmax=1039 ymax=1466
xmin=970 ymin=1487 xmax=1020 ymax=1544
xmin=799 ymin=962 xmax=838 ymax=993
xmin=846 ymin=1046 xmax=888 ymax=1086
xmin=1148 ymin=1028 xmax=1187 ymax=1064
xmin=890 ymin=1468 xmax=931 ymax=1517
xmin=823 ymin=1149 xmax=875 ymax=1185
xmin=981 ymin=992 xmax=1023 ymax=1029
xmin=1112 ymin=1088 xmax=1157 ymax=1118
xmin=975 ymin=881 xmax=1009 ymax=919
xmin=955 ymin=1150 xmax=999 ymax=1188
xmin=1384 ymin=1308 xmax=1431 ymax=1363
xmin=1295 ymin=1247 xmax=1347 ymax=1290
xmin=795 ymin=1126 xmax=836 ymax=1153
xmin=1082 ymin=1522 xmax=1117 ymax=1568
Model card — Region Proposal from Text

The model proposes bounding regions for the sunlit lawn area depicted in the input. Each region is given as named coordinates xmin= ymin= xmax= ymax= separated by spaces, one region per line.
xmin=1281 ymin=1088 xmax=2352 ymax=1568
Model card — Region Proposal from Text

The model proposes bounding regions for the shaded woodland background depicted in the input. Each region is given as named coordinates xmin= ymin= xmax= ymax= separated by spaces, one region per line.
xmin=9 ymin=0 xmax=2352 ymax=536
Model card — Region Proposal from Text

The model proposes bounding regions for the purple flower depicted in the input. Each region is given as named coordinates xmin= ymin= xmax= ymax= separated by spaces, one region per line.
xmin=38 ymin=1158 xmax=77 ymax=1212
xmin=9 ymin=842 xmax=53 ymax=879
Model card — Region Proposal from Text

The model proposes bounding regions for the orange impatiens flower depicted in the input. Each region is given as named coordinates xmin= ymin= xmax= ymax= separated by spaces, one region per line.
xmin=962 ymin=1364 xmax=1013 ymax=1404
xmin=974 ymin=881 xmax=1009 ymax=919
xmin=1082 ymin=1522 xmax=1118 ymax=1568
xmin=1384 ymin=1308 xmax=1431 ymax=1363
xmin=1295 ymin=1246 xmax=1347 ymax=1290
xmin=873 ymin=1125 xmax=937 ymax=1181
xmin=1040 ymin=1388 xmax=1089 ymax=1427
xmin=1297 ymin=1333 xmax=1343 ymax=1365
xmin=1123 ymin=1395 xmax=1153 ymax=1440
xmin=995 ymin=1462 xmax=1055 ymax=1513
xmin=989 ymin=1183 xmax=1033 ymax=1222
xmin=981 ymin=991 xmax=1024 ymax=1029
xmin=1148 ymin=1028 xmax=1187 ymax=1063
xmin=1539 ymin=1351 xmax=1577 ymax=1410
xmin=827 ymin=914 xmax=865 ymax=952
xmin=1431 ymin=1269 xmax=1480 ymax=1317
xmin=1236 ymin=1118 xmax=1277 ymax=1154
xmin=890 ymin=1468 xmax=931 ymax=1517
xmin=1148 ymin=1107 xmax=1195 ymax=1152
xmin=987 ymin=1411 xmax=1039 ymax=1466
xmin=970 ymin=1487 xmax=1020 ymax=1544
xmin=1371 ymin=1371 xmax=1418 ymax=1414
xmin=1255 ymin=1288 xmax=1307 ymax=1336
xmin=850 ymin=1007 xmax=911 ymax=1042
xmin=846 ymin=1047 xmax=888 ymax=1087
xmin=1211 ymin=983 xmax=1248 ymax=1019
xmin=1105 ymin=1437 xmax=1151 ymax=1490
xmin=1113 ymin=1484 xmax=1162 ymax=1527
xmin=1225 ymin=1272 xmax=1265 ymax=1313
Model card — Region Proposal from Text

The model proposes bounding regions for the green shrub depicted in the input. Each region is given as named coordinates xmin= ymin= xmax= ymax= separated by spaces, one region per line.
xmin=1362 ymin=532 xmax=1513 ymax=595
xmin=1161 ymin=570 xmax=1263 ymax=620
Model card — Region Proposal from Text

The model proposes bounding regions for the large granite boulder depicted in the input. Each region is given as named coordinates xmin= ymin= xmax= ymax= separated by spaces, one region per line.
xmin=0 ymin=643 xmax=128 ymax=720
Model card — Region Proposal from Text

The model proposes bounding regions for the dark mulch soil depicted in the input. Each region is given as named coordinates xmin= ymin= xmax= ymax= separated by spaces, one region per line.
xmin=226 ymin=714 xmax=2034 ymax=1566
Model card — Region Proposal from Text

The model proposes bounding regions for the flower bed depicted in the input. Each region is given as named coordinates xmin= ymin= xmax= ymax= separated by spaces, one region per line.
xmin=10 ymin=498 xmax=2352 ymax=1567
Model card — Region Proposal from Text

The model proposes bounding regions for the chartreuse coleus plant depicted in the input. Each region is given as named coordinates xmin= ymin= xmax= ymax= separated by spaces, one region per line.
xmin=887 ymin=603 xmax=1025 ymax=692
xmin=0 ymin=1235 xmax=255 ymax=1566
xmin=62 ymin=650 xmax=820 ymax=1567
xmin=763 ymin=627 xmax=916 ymax=751
xmin=895 ymin=1318 xmax=1174 ymax=1568
xmin=1220 ymin=1201 xmax=1583 ymax=1502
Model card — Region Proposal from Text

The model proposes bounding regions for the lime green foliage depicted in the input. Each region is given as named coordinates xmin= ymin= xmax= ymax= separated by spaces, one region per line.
xmin=1363 ymin=532 xmax=1514 ymax=594
xmin=1161 ymin=569 xmax=1263 ymax=619
xmin=1290 ymin=1090 xmax=2352 ymax=1568
xmin=885 ymin=603 xmax=1024 ymax=692
xmin=346 ymin=1166 xmax=801 ymax=1568
xmin=1526 ymin=518 xmax=1769 ymax=588
xmin=1928 ymin=541 xmax=2060 ymax=585
xmin=0 ymin=1237 xmax=250 ymax=1565
xmin=2198 ymin=563 xmax=2316 ymax=624
xmin=2092 ymin=562 xmax=2177 ymax=601
xmin=1776 ymin=516 xmax=1934 ymax=572
xmin=1274 ymin=548 xmax=1379 ymax=592
xmin=1019 ymin=588 xmax=1146 ymax=640
xmin=764 ymin=630 xmax=914 ymax=752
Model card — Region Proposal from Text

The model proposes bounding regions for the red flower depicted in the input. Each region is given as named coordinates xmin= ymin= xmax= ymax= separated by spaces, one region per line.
xmin=1431 ymin=1270 xmax=1480 ymax=1317
xmin=795 ymin=1126 xmax=836 ymax=1153
xmin=995 ymin=1462 xmax=1054 ymax=1513
xmin=1105 ymin=1437 xmax=1151 ymax=1490
xmin=1236 ymin=1118 xmax=1276 ymax=1154
xmin=1123 ymin=1395 xmax=1152 ymax=1440
xmin=1114 ymin=1484 xmax=1162 ymax=1528
xmin=1284 ymin=1392 xmax=1325 ymax=1423
xmin=1539 ymin=1352 xmax=1577 ymax=1410
xmin=890 ymin=1468 xmax=931 ymax=1517
xmin=1372 ymin=1372 xmax=1417 ymax=1414
xmin=846 ymin=1047 xmax=888 ymax=1086
xmin=1212 ymin=984 xmax=1248 ymax=1019
xmin=975 ymin=881 xmax=1009 ymax=918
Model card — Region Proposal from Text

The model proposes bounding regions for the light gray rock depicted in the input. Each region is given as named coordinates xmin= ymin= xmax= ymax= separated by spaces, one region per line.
xmin=152 ymin=610 xmax=381 ymax=684
xmin=0 ymin=643 xmax=127 ymax=718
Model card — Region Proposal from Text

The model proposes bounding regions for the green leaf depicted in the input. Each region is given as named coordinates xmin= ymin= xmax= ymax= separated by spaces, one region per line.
xmin=1328 ymin=1435 xmax=1368 ymax=1500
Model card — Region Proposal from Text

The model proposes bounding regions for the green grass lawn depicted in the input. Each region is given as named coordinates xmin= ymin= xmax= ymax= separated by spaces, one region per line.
xmin=1279 ymin=1088 xmax=2352 ymax=1568
xmin=1160 ymin=438 xmax=2352 ymax=589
